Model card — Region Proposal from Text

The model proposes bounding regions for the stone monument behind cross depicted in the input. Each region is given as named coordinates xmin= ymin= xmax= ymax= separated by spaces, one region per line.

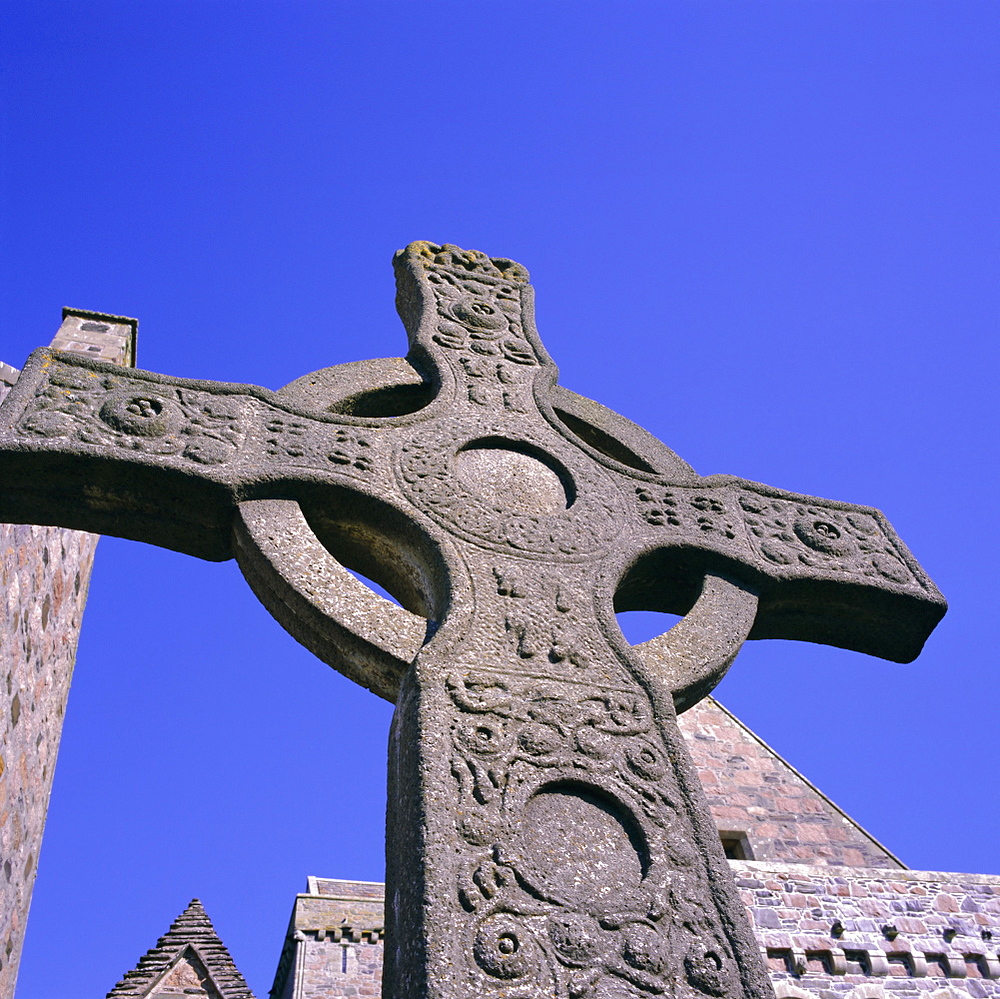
xmin=0 ymin=243 xmax=945 ymax=999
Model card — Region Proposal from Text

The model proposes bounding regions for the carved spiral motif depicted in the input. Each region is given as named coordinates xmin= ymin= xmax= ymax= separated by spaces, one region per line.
xmin=473 ymin=916 xmax=538 ymax=979
xmin=793 ymin=516 xmax=853 ymax=556
xmin=684 ymin=949 xmax=732 ymax=997
xmin=621 ymin=922 xmax=671 ymax=975
xmin=547 ymin=913 xmax=612 ymax=967
xmin=447 ymin=296 xmax=509 ymax=337
xmin=99 ymin=393 xmax=179 ymax=438
xmin=458 ymin=720 xmax=508 ymax=756
xmin=626 ymin=742 xmax=667 ymax=782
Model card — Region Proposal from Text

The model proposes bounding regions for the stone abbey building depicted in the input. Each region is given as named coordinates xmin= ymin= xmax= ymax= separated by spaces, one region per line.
xmin=85 ymin=701 xmax=1000 ymax=999
xmin=96 ymin=697 xmax=999 ymax=999
xmin=1 ymin=315 xmax=997 ymax=999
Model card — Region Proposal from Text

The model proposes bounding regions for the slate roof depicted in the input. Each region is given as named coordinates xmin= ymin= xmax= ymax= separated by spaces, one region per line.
xmin=105 ymin=899 xmax=256 ymax=999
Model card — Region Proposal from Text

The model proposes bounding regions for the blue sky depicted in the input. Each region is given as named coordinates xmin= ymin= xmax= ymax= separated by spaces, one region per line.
xmin=2 ymin=2 xmax=998 ymax=996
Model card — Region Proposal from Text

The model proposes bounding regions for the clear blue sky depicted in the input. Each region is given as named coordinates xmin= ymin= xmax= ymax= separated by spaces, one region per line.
xmin=2 ymin=2 xmax=998 ymax=996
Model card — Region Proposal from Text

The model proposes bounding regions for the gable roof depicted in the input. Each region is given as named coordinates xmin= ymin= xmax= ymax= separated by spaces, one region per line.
xmin=106 ymin=899 xmax=255 ymax=999
xmin=678 ymin=697 xmax=904 ymax=868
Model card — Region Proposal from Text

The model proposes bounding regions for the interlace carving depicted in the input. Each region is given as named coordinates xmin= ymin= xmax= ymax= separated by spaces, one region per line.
xmin=447 ymin=671 xmax=736 ymax=999
xmin=411 ymin=241 xmax=540 ymax=410
xmin=737 ymin=492 xmax=915 ymax=584
xmin=21 ymin=358 xmax=242 ymax=465
xmin=635 ymin=482 xmax=922 ymax=591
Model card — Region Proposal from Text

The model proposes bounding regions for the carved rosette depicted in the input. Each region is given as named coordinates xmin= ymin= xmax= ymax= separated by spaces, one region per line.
xmin=394 ymin=418 xmax=623 ymax=562
xmin=737 ymin=491 xmax=916 ymax=585
xmin=13 ymin=356 xmax=388 ymax=484
xmin=634 ymin=482 xmax=922 ymax=592
xmin=446 ymin=670 xmax=737 ymax=999
xmin=18 ymin=359 xmax=244 ymax=465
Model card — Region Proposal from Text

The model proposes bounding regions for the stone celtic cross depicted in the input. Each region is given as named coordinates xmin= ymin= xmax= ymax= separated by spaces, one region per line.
xmin=0 ymin=243 xmax=945 ymax=999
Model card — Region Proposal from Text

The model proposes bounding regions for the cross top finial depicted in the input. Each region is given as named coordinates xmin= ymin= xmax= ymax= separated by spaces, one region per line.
xmin=399 ymin=241 xmax=531 ymax=283
xmin=393 ymin=240 xmax=548 ymax=393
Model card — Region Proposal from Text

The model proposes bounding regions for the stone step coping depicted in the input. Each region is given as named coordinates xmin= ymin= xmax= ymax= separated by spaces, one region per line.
xmin=759 ymin=937 xmax=999 ymax=964
xmin=775 ymin=985 xmax=1000 ymax=999
xmin=296 ymin=926 xmax=384 ymax=943
xmin=763 ymin=945 xmax=1000 ymax=980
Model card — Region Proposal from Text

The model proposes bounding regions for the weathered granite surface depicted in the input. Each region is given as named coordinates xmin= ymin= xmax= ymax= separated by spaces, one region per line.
xmin=0 ymin=245 xmax=946 ymax=999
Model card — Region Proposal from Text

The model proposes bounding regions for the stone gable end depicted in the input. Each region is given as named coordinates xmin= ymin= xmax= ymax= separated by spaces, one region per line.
xmin=679 ymin=698 xmax=903 ymax=868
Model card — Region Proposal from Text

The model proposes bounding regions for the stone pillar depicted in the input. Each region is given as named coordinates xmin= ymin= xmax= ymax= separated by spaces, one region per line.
xmin=0 ymin=310 xmax=135 ymax=997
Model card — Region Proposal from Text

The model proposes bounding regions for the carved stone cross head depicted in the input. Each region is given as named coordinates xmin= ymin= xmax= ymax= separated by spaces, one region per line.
xmin=0 ymin=242 xmax=945 ymax=999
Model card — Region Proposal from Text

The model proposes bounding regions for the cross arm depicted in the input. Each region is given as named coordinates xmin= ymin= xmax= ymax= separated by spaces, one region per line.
xmin=618 ymin=475 xmax=946 ymax=664
xmin=0 ymin=348 xmax=401 ymax=561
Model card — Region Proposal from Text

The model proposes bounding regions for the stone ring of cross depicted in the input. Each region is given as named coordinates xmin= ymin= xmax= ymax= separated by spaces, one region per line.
xmin=234 ymin=335 xmax=763 ymax=714
xmin=0 ymin=242 xmax=945 ymax=999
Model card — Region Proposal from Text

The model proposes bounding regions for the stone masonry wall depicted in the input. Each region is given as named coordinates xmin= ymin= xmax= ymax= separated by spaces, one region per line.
xmin=0 ymin=311 xmax=135 ymax=998
xmin=271 ymin=880 xmax=385 ymax=999
xmin=269 ymin=867 xmax=1000 ymax=999
xmin=0 ymin=511 xmax=98 ymax=995
xmin=0 ymin=362 xmax=101 ymax=996
xmin=679 ymin=698 xmax=903 ymax=868
xmin=734 ymin=861 xmax=1000 ymax=999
